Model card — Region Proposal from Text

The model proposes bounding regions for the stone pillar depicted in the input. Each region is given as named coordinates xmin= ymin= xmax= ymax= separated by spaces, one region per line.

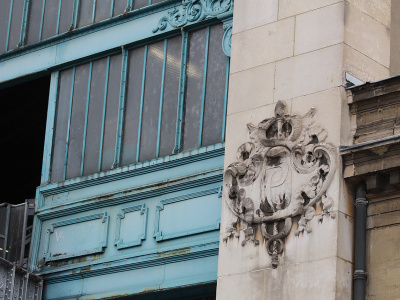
xmin=217 ymin=1 xmax=392 ymax=299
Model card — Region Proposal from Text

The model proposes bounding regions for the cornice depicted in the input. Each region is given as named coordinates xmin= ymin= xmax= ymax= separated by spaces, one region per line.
xmin=39 ymin=144 xmax=224 ymax=198
xmin=40 ymin=241 xmax=219 ymax=284
xmin=37 ymin=168 xmax=223 ymax=220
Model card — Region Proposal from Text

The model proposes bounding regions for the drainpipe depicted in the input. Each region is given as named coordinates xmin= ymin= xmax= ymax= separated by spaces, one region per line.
xmin=353 ymin=181 xmax=368 ymax=300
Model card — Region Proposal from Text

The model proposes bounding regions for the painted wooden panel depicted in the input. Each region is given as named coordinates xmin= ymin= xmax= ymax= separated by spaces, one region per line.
xmin=43 ymin=213 xmax=109 ymax=262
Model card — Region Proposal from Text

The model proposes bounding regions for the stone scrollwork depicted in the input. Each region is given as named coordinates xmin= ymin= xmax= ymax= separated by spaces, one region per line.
xmin=223 ymin=101 xmax=337 ymax=268
xmin=152 ymin=0 xmax=234 ymax=33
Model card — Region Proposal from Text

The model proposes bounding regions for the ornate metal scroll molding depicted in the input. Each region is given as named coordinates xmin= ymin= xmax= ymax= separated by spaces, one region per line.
xmin=222 ymin=101 xmax=337 ymax=268
xmin=152 ymin=0 xmax=234 ymax=33
xmin=220 ymin=15 xmax=232 ymax=57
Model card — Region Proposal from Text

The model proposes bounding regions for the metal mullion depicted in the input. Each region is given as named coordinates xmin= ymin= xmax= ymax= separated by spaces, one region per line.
xmin=19 ymin=0 xmax=30 ymax=47
xmin=136 ymin=45 xmax=148 ymax=163
xmin=173 ymin=29 xmax=188 ymax=153
xmin=19 ymin=202 xmax=28 ymax=267
xmin=98 ymin=56 xmax=110 ymax=172
xmin=72 ymin=0 xmax=80 ymax=29
xmin=38 ymin=0 xmax=45 ymax=41
xmin=198 ymin=26 xmax=210 ymax=148
xmin=222 ymin=56 xmax=230 ymax=142
xmin=113 ymin=47 xmax=128 ymax=168
xmin=2 ymin=206 xmax=10 ymax=259
xmin=80 ymin=61 xmax=93 ymax=176
xmin=5 ymin=0 xmax=14 ymax=51
xmin=127 ymin=0 xmax=132 ymax=11
xmin=156 ymin=39 xmax=167 ymax=158
xmin=63 ymin=66 xmax=76 ymax=180
xmin=92 ymin=0 xmax=97 ymax=24
xmin=56 ymin=0 xmax=62 ymax=34
xmin=41 ymin=71 xmax=59 ymax=184
xmin=110 ymin=0 xmax=115 ymax=18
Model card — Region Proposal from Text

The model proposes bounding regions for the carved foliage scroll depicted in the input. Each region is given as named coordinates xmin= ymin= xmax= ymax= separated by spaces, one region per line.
xmin=223 ymin=101 xmax=337 ymax=268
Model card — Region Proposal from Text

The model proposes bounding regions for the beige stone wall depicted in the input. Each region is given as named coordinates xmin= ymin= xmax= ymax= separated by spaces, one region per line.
xmin=217 ymin=1 xmax=395 ymax=299
xmin=366 ymin=194 xmax=400 ymax=299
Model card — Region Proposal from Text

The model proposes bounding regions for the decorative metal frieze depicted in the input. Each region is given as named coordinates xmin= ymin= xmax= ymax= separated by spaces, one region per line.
xmin=222 ymin=101 xmax=337 ymax=268
xmin=152 ymin=0 xmax=234 ymax=33
xmin=221 ymin=17 xmax=232 ymax=57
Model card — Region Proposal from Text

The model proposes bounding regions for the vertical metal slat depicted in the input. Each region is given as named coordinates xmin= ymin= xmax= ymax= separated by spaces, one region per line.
xmin=38 ymin=0 xmax=46 ymax=41
xmin=156 ymin=39 xmax=167 ymax=158
xmin=110 ymin=0 xmax=115 ymax=17
xmin=198 ymin=26 xmax=210 ymax=147
xmin=2 ymin=206 xmax=10 ymax=260
xmin=63 ymin=67 xmax=76 ymax=181
xmin=19 ymin=0 xmax=30 ymax=47
xmin=98 ymin=56 xmax=110 ymax=172
xmin=5 ymin=0 xmax=14 ymax=51
xmin=113 ymin=47 xmax=128 ymax=169
xmin=173 ymin=30 xmax=188 ymax=153
xmin=136 ymin=44 xmax=148 ymax=162
xmin=41 ymin=71 xmax=59 ymax=184
xmin=72 ymin=0 xmax=80 ymax=29
xmin=222 ymin=57 xmax=230 ymax=142
xmin=80 ymin=61 xmax=93 ymax=176
xmin=126 ymin=0 xmax=133 ymax=11
xmin=92 ymin=0 xmax=97 ymax=24
xmin=56 ymin=0 xmax=62 ymax=34
xmin=19 ymin=203 xmax=28 ymax=267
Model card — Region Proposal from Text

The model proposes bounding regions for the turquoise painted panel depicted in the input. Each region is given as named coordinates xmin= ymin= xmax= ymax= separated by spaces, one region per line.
xmin=114 ymin=204 xmax=148 ymax=249
xmin=43 ymin=255 xmax=218 ymax=299
xmin=154 ymin=187 xmax=221 ymax=241
xmin=35 ymin=179 xmax=221 ymax=274
xmin=0 ymin=6 xmax=174 ymax=83
xmin=44 ymin=213 xmax=109 ymax=262
xmin=39 ymin=146 xmax=224 ymax=209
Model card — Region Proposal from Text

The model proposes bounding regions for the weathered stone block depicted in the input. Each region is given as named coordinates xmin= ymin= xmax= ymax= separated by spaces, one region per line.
xmin=294 ymin=3 xmax=344 ymax=55
xmin=230 ymin=17 xmax=295 ymax=73
xmin=232 ymin=0 xmax=278 ymax=34
xmin=227 ymin=63 xmax=275 ymax=115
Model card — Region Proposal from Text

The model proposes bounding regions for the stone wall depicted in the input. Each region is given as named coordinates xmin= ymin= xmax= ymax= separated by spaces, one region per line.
xmin=366 ymin=194 xmax=400 ymax=299
xmin=217 ymin=1 xmax=395 ymax=299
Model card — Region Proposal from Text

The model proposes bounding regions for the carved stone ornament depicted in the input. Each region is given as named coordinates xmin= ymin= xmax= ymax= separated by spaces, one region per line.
xmin=223 ymin=101 xmax=337 ymax=268
xmin=152 ymin=0 xmax=234 ymax=33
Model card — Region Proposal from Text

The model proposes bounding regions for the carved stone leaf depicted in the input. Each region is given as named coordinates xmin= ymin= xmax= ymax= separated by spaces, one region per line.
xmin=223 ymin=101 xmax=337 ymax=268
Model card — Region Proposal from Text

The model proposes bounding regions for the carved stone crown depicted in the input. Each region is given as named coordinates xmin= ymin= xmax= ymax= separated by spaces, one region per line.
xmin=223 ymin=101 xmax=337 ymax=268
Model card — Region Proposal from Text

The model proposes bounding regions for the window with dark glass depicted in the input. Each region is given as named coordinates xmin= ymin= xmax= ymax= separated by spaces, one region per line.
xmin=50 ymin=22 xmax=229 ymax=183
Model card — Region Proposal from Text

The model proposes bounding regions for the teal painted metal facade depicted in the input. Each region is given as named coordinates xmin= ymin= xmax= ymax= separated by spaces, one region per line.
xmin=0 ymin=0 xmax=233 ymax=298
